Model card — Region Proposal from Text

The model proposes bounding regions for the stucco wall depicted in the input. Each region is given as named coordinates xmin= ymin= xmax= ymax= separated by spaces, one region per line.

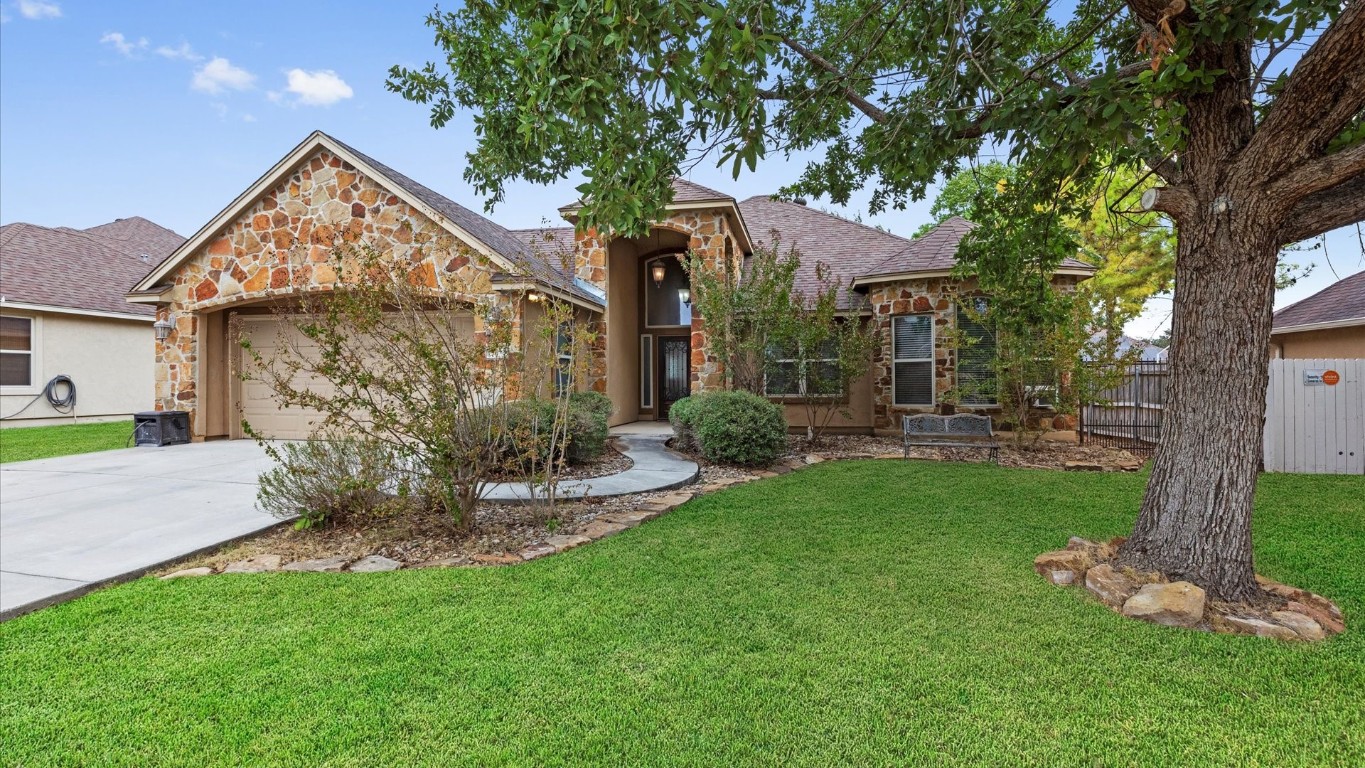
xmin=0 ymin=310 xmax=152 ymax=426
xmin=1272 ymin=326 xmax=1365 ymax=359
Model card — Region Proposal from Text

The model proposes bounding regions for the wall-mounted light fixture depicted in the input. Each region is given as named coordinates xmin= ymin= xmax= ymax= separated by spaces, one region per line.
xmin=527 ymin=291 xmax=543 ymax=302
xmin=651 ymin=261 xmax=667 ymax=288
xmin=153 ymin=313 xmax=175 ymax=341
xmin=678 ymin=287 xmax=691 ymax=307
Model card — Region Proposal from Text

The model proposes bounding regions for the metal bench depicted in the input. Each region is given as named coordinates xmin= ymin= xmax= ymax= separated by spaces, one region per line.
xmin=902 ymin=413 xmax=999 ymax=464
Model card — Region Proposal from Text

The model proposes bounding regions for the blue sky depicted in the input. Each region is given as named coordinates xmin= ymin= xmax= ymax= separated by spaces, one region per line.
xmin=2 ymin=0 xmax=1360 ymax=337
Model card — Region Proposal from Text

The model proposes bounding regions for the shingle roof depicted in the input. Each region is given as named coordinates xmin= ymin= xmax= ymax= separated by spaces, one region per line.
xmin=1 ymin=219 xmax=184 ymax=317
xmin=669 ymin=177 xmax=732 ymax=203
xmin=324 ymin=134 xmax=602 ymax=307
xmin=738 ymin=196 xmax=915 ymax=310
xmin=1273 ymin=270 xmax=1365 ymax=331
xmin=858 ymin=215 xmax=1095 ymax=280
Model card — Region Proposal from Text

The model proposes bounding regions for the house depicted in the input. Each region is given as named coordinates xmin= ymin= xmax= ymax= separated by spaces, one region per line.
xmin=1 ymin=217 xmax=185 ymax=426
xmin=1270 ymin=271 xmax=1365 ymax=358
xmin=126 ymin=131 xmax=1092 ymax=441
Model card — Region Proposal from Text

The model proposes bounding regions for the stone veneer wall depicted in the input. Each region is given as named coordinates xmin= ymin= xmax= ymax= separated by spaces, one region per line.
xmin=866 ymin=275 xmax=1083 ymax=431
xmin=574 ymin=210 xmax=738 ymax=393
xmin=154 ymin=148 xmax=503 ymax=431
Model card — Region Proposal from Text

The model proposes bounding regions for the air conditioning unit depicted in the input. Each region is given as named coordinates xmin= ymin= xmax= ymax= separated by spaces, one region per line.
xmin=133 ymin=410 xmax=190 ymax=447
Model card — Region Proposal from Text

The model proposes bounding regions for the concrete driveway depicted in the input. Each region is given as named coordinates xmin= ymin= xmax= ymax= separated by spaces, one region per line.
xmin=1 ymin=441 xmax=279 ymax=620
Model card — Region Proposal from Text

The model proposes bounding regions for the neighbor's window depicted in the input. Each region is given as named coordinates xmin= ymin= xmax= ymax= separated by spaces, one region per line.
xmin=645 ymin=255 xmax=692 ymax=327
xmin=892 ymin=315 xmax=934 ymax=406
xmin=0 ymin=316 xmax=34 ymax=388
xmin=956 ymin=299 xmax=997 ymax=405
xmin=554 ymin=323 xmax=574 ymax=397
xmin=765 ymin=337 xmax=841 ymax=397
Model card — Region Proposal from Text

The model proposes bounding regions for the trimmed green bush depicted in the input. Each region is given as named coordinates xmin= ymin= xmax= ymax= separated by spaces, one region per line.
xmin=683 ymin=391 xmax=788 ymax=467
xmin=668 ymin=395 xmax=702 ymax=453
xmin=503 ymin=395 xmax=611 ymax=468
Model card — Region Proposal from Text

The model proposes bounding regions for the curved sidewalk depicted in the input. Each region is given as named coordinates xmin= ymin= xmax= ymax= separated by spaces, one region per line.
xmin=481 ymin=433 xmax=698 ymax=504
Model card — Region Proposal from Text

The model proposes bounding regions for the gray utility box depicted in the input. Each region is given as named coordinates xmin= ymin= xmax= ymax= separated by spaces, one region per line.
xmin=133 ymin=410 xmax=190 ymax=447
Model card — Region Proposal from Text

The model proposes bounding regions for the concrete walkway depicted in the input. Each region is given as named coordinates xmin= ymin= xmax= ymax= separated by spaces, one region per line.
xmin=481 ymin=430 xmax=697 ymax=503
xmin=0 ymin=441 xmax=278 ymax=620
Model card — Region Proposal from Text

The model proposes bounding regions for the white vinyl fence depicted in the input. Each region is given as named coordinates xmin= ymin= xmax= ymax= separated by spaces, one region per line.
xmin=1263 ymin=358 xmax=1364 ymax=474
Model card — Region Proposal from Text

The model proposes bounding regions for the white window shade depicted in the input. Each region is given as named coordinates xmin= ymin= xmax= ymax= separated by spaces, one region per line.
xmin=892 ymin=315 xmax=934 ymax=405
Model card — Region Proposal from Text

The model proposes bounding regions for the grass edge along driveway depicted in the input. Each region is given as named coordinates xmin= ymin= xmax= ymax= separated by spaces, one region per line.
xmin=0 ymin=419 xmax=134 ymax=464
xmin=1 ymin=460 xmax=1362 ymax=766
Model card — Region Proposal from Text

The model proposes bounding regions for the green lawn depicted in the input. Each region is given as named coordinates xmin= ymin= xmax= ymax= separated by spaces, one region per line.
xmin=2 ymin=462 xmax=1362 ymax=766
xmin=0 ymin=419 xmax=134 ymax=464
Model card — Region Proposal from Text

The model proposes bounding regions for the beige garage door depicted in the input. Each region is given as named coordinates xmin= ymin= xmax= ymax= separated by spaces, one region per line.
xmin=235 ymin=312 xmax=476 ymax=440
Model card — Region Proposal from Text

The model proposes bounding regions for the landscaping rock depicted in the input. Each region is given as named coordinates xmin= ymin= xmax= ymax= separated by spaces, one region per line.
xmin=1064 ymin=461 xmax=1104 ymax=472
xmin=1084 ymin=563 xmax=1139 ymax=607
xmin=597 ymin=510 xmax=656 ymax=527
xmin=519 ymin=544 xmax=558 ymax=560
xmin=222 ymin=554 xmax=283 ymax=574
xmin=755 ymin=470 xmax=781 ymax=478
xmin=161 ymin=567 xmax=214 ymax=579
xmin=804 ymin=454 xmax=826 ymax=465
xmin=1033 ymin=549 xmax=1090 ymax=586
xmin=581 ymin=520 xmax=628 ymax=540
xmin=349 ymin=555 xmax=402 ymax=573
xmin=281 ymin=556 xmax=350 ymax=573
xmin=1121 ymin=582 xmax=1206 ymax=627
xmin=414 ymin=557 xmax=467 ymax=569
xmin=1271 ymin=610 xmax=1326 ymax=641
xmin=1066 ymin=536 xmax=1097 ymax=551
xmin=470 ymin=553 xmax=521 ymax=566
xmin=1286 ymin=600 xmax=1345 ymax=635
xmin=545 ymin=534 xmax=592 ymax=552
xmin=1212 ymin=615 xmax=1299 ymax=641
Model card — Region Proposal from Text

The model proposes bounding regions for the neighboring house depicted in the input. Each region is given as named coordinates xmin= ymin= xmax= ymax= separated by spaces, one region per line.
xmin=126 ymin=131 xmax=1093 ymax=441
xmin=1 ymin=217 xmax=185 ymax=426
xmin=1270 ymin=271 xmax=1365 ymax=358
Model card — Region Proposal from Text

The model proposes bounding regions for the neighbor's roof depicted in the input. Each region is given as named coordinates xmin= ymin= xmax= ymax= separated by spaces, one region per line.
xmin=854 ymin=216 xmax=1096 ymax=283
xmin=1273 ymin=270 xmax=1365 ymax=332
xmin=0 ymin=219 xmax=184 ymax=318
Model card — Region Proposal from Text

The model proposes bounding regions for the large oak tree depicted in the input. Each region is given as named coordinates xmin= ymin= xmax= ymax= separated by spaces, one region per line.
xmin=390 ymin=1 xmax=1365 ymax=600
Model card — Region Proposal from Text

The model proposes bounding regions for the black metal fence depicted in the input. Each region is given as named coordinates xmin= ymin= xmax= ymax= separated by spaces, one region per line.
xmin=1078 ymin=361 xmax=1168 ymax=455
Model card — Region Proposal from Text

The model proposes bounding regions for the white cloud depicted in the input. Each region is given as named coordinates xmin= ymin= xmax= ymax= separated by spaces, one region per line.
xmin=100 ymin=32 xmax=147 ymax=58
xmin=283 ymin=68 xmax=353 ymax=106
xmin=241 ymin=113 xmax=257 ymax=123
xmin=17 ymin=0 xmax=60 ymax=19
xmin=191 ymin=57 xmax=255 ymax=94
xmin=155 ymin=42 xmax=202 ymax=62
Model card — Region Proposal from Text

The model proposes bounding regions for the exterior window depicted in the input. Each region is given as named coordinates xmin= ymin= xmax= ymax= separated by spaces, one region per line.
xmin=765 ymin=337 xmax=841 ymax=396
xmin=892 ymin=315 xmax=934 ymax=406
xmin=0 ymin=316 xmax=34 ymax=388
xmin=640 ymin=334 xmax=653 ymax=409
xmin=554 ymin=323 xmax=573 ymax=397
xmin=956 ymin=299 xmax=997 ymax=405
xmin=645 ymin=255 xmax=692 ymax=327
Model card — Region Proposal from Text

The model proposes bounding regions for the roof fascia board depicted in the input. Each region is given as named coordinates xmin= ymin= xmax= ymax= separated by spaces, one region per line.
xmin=850 ymin=267 xmax=1095 ymax=288
xmin=489 ymin=281 xmax=605 ymax=313
xmin=1271 ymin=316 xmax=1365 ymax=334
xmin=558 ymin=200 xmax=755 ymax=254
xmin=0 ymin=300 xmax=155 ymax=322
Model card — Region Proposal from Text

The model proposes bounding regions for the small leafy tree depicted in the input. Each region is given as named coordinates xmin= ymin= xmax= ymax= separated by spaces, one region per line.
xmin=240 ymin=242 xmax=592 ymax=530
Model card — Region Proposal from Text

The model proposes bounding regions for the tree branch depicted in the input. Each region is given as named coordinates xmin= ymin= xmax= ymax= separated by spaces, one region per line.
xmin=1241 ymin=2 xmax=1365 ymax=176
xmin=1139 ymin=185 xmax=1196 ymax=221
xmin=1278 ymin=173 xmax=1365 ymax=245
xmin=778 ymin=34 xmax=889 ymax=124
xmin=1269 ymin=140 xmax=1365 ymax=202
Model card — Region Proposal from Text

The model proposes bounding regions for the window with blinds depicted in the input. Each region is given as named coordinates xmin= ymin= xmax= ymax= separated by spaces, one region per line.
xmin=956 ymin=299 xmax=997 ymax=405
xmin=892 ymin=315 xmax=934 ymax=405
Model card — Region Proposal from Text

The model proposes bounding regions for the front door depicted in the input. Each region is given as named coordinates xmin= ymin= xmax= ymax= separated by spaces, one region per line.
xmin=658 ymin=336 xmax=691 ymax=418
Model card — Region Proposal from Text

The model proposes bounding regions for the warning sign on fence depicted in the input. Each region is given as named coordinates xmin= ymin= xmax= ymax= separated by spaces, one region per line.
xmin=1303 ymin=369 xmax=1341 ymax=386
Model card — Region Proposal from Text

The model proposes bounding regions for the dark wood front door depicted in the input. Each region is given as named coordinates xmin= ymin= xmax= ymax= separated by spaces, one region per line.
xmin=658 ymin=336 xmax=691 ymax=418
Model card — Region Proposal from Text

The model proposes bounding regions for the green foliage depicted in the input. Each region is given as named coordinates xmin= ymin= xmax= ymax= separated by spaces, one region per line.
xmin=667 ymin=394 xmax=703 ymax=453
xmin=0 ymin=420 xmax=133 ymax=464
xmin=689 ymin=390 xmax=788 ymax=467
xmin=255 ymin=437 xmax=411 ymax=529
xmin=500 ymin=394 xmax=610 ymax=469
xmin=4 ymin=465 xmax=1363 ymax=765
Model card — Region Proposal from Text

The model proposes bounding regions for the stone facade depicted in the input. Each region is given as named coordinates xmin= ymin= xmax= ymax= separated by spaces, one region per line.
xmin=573 ymin=210 xmax=739 ymax=393
xmin=153 ymin=148 xmax=503 ymax=426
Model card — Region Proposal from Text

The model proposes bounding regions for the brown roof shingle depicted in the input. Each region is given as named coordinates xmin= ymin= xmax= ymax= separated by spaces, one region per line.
xmin=1273 ymin=270 xmax=1365 ymax=331
xmin=1 ymin=219 xmax=184 ymax=317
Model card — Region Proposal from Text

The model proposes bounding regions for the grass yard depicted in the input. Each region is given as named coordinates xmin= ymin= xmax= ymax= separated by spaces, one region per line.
xmin=1 ymin=461 xmax=1362 ymax=766
xmin=0 ymin=419 xmax=134 ymax=464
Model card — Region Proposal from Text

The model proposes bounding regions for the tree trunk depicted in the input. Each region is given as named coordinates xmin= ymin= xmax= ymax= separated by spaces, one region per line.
xmin=1120 ymin=31 xmax=1283 ymax=603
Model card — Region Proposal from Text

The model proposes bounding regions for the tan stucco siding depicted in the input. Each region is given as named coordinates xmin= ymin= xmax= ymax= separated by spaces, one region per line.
xmin=1272 ymin=325 xmax=1365 ymax=359
xmin=0 ymin=310 xmax=152 ymax=426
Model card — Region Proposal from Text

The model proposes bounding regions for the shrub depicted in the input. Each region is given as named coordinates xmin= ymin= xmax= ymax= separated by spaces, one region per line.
xmin=502 ymin=395 xmax=611 ymax=468
xmin=693 ymin=390 xmax=788 ymax=467
xmin=256 ymin=438 xmax=410 ymax=529
xmin=668 ymin=395 xmax=702 ymax=453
